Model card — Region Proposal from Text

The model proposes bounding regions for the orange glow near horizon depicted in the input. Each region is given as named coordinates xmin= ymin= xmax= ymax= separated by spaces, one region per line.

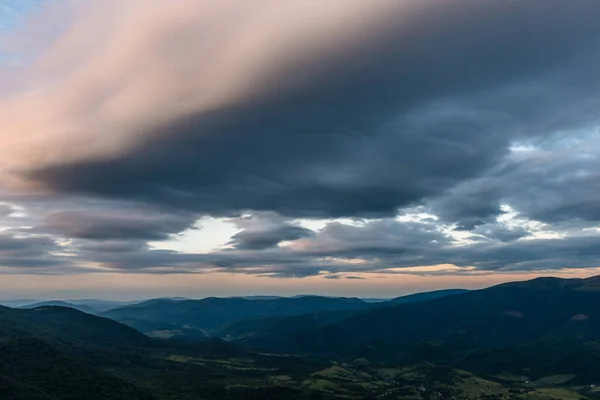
xmin=1 ymin=268 xmax=599 ymax=301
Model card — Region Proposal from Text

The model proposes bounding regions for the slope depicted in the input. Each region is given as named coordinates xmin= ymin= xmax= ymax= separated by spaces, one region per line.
xmin=220 ymin=288 xmax=470 ymax=343
xmin=389 ymin=288 xmax=469 ymax=304
xmin=236 ymin=276 xmax=600 ymax=379
xmin=0 ymin=337 xmax=155 ymax=400
xmin=103 ymin=295 xmax=373 ymax=333
xmin=0 ymin=305 xmax=152 ymax=349
xmin=21 ymin=300 xmax=98 ymax=314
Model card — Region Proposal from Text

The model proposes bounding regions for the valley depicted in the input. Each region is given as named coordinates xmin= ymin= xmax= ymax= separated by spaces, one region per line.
xmin=2 ymin=276 xmax=600 ymax=399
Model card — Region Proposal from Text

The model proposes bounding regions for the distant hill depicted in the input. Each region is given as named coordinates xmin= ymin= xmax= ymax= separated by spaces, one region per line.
xmin=65 ymin=299 xmax=144 ymax=312
xmin=102 ymin=295 xmax=373 ymax=333
xmin=220 ymin=288 xmax=470 ymax=344
xmin=237 ymin=295 xmax=284 ymax=300
xmin=115 ymin=317 xmax=207 ymax=341
xmin=0 ymin=305 xmax=152 ymax=350
xmin=21 ymin=300 xmax=99 ymax=314
xmin=0 ymin=299 xmax=42 ymax=308
xmin=389 ymin=288 xmax=469 ymax=304
xmin=359 ymin=297 xmax=390 ymax=303
xmin=105 ymin=289 xmax=471 ymax=341
xmin=217 ymin=310 xmax=361 ymax=345
xmin=1 ymin=298 xmax=143 ymax=312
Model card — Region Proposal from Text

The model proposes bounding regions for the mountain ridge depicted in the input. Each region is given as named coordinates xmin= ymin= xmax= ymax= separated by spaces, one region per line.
xmin=227 ymin=275 xmax=600 ymax=379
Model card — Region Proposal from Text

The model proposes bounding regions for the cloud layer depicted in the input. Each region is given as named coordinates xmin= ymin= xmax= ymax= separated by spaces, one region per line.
xmin=1 ymin=0 xmax=600 ymax=281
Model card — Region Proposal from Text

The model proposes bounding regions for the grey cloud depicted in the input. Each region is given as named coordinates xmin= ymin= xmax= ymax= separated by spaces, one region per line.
xmin=23 ymin=0 xmax=600 ymax=222
xmin=3 ymin=0 xmax=600 ymax=279
xmin=0 ymin=204 xmax=13 ymax=217
xmin=0 ymin=233 xmax=67 ymax=269
xmin=294 ymin=219 xmax=451 ymax=259
xmin=450 ymin=234 xmax=600 ymax=272
xmin=228 ymin=225 xmax=314 ymax=250
xmin=222 ymin=212 xmax=315 ymax=250
xmin=428 ymin=132 xmax=600 ymax=229
xmin=52 ymin=215 xmax=600 ymax=278
xmin=34 ymin=210 xmax=195 ymax=241
xmin=0 ymin=233 xmax=54 ymax=252
xmin=74 ymin=245 xmax=209 ymax=272
xmin=203 ymin=221 xmax=600 ymax=275
xmin=471 ymin=224 xmax=531 ymax=243
xmin=77 ymin=240 xmax=149 ymax=254
xmin=506 ymin=153 xmax=600 ymax=225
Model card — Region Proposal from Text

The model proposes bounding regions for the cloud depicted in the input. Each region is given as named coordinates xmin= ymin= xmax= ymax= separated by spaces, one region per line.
xmin=228 ymin=225 xmax=314 ymax=250
xmin=427 ymin=132 xmax=600 ymax=229
xmin=0 ymin=0 xmax=596 ymax=220
xmin=210 ymin=221 xmax=600 ymax=276
xmin=0 ymin=232 xmax=67 ymax=269
xmin=1 ymin=0 xmax=600 ymax=280
xmin=470 ymin=223 xmax=531 ymax=243
xmin=34 ymin=210 xmax=194 ymax=240
xmin=20 ymin=210 xmax=594 ymax=278
xmin=0 ymin=204 xmax=13 ymax=217
xmin=289 ymin=219 xmax=450 ymax=258
xmin=226 ymin=212 xmax=314 ymax=250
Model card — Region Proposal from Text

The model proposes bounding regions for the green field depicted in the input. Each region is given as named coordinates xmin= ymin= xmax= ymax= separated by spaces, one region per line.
xmin=158 ymin=354 xmax=600 ymax=400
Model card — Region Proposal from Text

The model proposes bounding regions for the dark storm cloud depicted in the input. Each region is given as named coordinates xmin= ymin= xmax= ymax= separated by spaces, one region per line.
xmin=3 ymin=0 xmax=600 ymax=278
xmin=34 ymin=211 xmax=194 ymax=241
xmin=0 ymin=233 xmax=53 ymax=253
xmin=503 ymin=150 xmax=600 ymax=225
xmin=224 ymin=212 xmax=315 ymax=250
xmin=23 ymin=0 xmax=600 ymax=220
xmin=51 ymin=211 xmax=600 ymax=277
xmin=471 ymin=223 xmax=531 ymax=243
xmin=0 ymin=233 xmax=67 ymax=269
xmin=228 ymin=225 xmax=314 ymax=250
xmin=291 ymin=219 xmax=452 ymax=260
xmin=427 ymin=134 xmax=600 ymax=228
xmin=447 ymin=234 xmax=600 ymax=272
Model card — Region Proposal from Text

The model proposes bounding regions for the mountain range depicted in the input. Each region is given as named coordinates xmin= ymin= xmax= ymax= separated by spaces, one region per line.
xmin=101 ymin=290 xmax=467 ymax=336
xmin=222 ymin=276 xmax=600 ymax=382
xmin=3 ymin=276 xmax=600 ymax=399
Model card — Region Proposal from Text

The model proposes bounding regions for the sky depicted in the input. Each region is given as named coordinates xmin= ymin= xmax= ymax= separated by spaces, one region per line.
xmin=1 ymin=0 xmax=600 ymax=300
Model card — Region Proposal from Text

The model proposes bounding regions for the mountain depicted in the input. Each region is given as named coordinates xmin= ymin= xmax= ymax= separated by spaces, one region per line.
xmin=65 ymin=299 xmax=143 ymax=312
xmin=0 ymin=305 xmax=152 ymax=350
xmin=237 ymin=295 xmax=284 ymax=300
xmin=0 ymin=298 xmax=142 ymax=312
xmin=232 ymin=276 xmax=600 ymax=379
xmin=359 ymin=297 xmax=390 ymax=303
xmin=21 ymin=300 xmax=99 ymax=314
xmin=0 ymin=337 xmax=155 ymax=400
xmin=103 ymin=295 xmax=373 ymax=333
xmin=389 ymin=288 xmax=469 ymax=304
xmin=0 ymin=299 xmax=42 ymax=308
xmin=3 ymin=276 xmax=600 ymax=398
xmin=219 ymin=288 xmax=470 ymax=343
xmin=217 ymin=309 xmax=361 ymax=345
xmin=116 ymin=317 xmax=207 ymax=340
xmin=0 ymin=304 xmax=249 ymax=399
